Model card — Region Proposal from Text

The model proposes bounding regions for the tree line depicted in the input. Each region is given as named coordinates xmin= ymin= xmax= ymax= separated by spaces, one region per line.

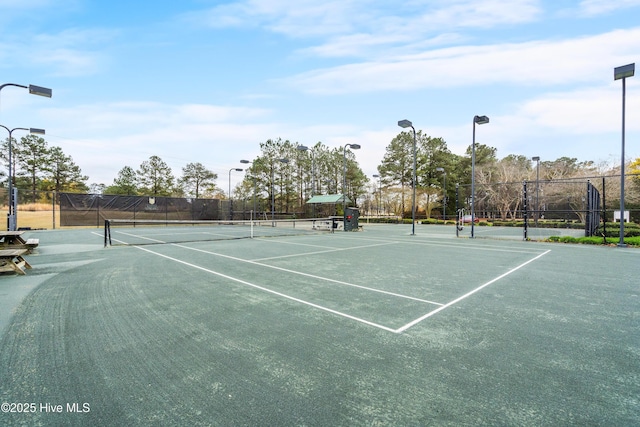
xmin=371 ymin=130 xmax=640 ymax=221
xmin=1 ymin=135 xmax=88 ymax=203
xmin=99 ymin=158 xmax=223 ymax=199
xmin=2 ymin=133 xmax=639 ymax=220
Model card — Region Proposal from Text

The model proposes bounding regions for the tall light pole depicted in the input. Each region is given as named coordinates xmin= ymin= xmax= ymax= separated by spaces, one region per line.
xmin=297 ymin=144 xmax=317 ymax=217
xmin=532 ymin=156 xmax=540 ymax=226
xmin=296 ymin=145 xmax=308 ymax=214
xmin=372 ymin=174 xmax=381 ymax=216
xmin=436 ymin=167 xmax=447 ymax=221
xmin=1 ymin=126 xmax=45 ymax=231
xmin=471 ymin=115 xmax=490 ymax=238
xmin=614 ymin=63 xmax=635 ymax=246
xmin=228 ymin=167 xmax=243 ymax=220
xmin=343 ymin=143 xmax=361 ymax=231
xmin=240 ymin=159 xmax=257 ymax=216
xmin=1 ymin=82 xmax=52 ymax=231
xmin=271 ymin=158 xmax=289 ymax=222
xmin=398 ymin=119 xmax=417 ymax=235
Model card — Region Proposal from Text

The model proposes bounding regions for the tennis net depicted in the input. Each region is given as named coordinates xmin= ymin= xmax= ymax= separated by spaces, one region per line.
xmin=103 ymin=217 xmax=335 ymax=246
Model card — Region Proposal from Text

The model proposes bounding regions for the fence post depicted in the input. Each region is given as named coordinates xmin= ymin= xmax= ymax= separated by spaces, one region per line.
xmin=586 ymin=181 xmax=591 ymax=237
xmin=602 ymin=176 xmax=607 ymax=243
xmin=523 ymin=181 xmax=528 ymax=240
xmin=52 ymin=191 xmax=56 ymax=229
xmin=455 ymin=183 xmax=459 ymax=237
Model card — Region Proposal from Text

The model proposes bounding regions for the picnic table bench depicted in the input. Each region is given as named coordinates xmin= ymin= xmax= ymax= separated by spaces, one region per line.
xmin=0 ymin=249 xmax=32 ymax=275
xmin=312 ymin=219 xmax=334 ymax=231
xmin=0 ymin=231 xmax=39 ymax=253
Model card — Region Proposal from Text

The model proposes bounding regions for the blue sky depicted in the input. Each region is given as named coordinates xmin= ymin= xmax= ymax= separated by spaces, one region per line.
xmin=1 ymin=0 xmax=639 ymax=193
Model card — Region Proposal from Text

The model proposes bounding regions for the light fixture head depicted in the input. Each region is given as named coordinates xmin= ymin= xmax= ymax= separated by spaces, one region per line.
xmin=28 ymin=85 xmax=52 ymax=98
xmin=531 ymin=156 xmax=540 ymax=162
xmin=348 ymin=143 xmax=361 ymax=150
xmin=29 ymin=128 xmax=45 ymax=135
xmin=614 ymin=63 xmax=635 ymax=80
xmin=474 ymin=115 xmax=490 ymax=125
xmin=398 ymin=119 xmax=413 ymax=128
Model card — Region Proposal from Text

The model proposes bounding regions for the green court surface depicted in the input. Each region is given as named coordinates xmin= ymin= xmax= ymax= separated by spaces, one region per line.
xmin=1 ymin=224 xmax=638 ymax=426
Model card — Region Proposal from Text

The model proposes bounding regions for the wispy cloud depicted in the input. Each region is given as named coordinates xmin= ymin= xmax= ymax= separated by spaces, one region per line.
xmin=479 ymin=86 xmax=640 ymax=162
xmin=46 ymin=102 xmax=272 ymax=132
xmin=579 ymin=0 xmax=640 ymax=16
xmin=182 ymin=0 xmax=360 ymax=36
xmin=185 ymin=0 xmax=337 ymax=32
xmin=0 ymin=28 xmax=119 ymax=77
xmin=413 ymin=0 xmax=542 ymax=29
xmin=185 ymin=0 xmax=542 ymax=41
xmin=298 ymin=32 xmax=466 ymax=59
xmin=179 ymin=0 xmax=543 ymax=65
xmin=291 ymin=0 xmax=542 ymax=59
xmin=31 ymin=48 xmax=104 ymax=77
xmin=284 ymin=27 xmax=640 ymax=94
xmin=0 ymin=0 xmax=53 ymax=11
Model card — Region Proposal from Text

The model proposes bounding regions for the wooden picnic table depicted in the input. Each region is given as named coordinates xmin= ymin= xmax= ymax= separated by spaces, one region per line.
xmin=0 ymin=248 xmax=32 ymax=275
xmin=0 ymin=231 xmax=39 ymax=253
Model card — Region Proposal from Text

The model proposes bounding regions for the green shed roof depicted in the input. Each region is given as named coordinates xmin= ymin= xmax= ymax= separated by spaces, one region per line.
xmin=306 ymin=194 xmax=351 ymax=204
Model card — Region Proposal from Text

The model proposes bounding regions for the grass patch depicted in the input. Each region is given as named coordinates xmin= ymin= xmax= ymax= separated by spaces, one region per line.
xmin=1 ymin=203 xmax=54 ymax=212
xmin=546 ymin=235 xmax=640 ymax=247
xmin=15 ymin=210 xmax=59 ymax=229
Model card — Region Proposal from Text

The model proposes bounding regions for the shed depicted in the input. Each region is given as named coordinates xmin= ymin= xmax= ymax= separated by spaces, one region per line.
xmin=305 ymin=194 xmax=351 ymax=217
xmin=306 ymin=194 xmax=351 ymax=205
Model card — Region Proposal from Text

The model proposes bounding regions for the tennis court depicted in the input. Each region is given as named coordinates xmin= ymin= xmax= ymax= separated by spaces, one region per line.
xmin=1 ymin=223 xmax=638 ymax=426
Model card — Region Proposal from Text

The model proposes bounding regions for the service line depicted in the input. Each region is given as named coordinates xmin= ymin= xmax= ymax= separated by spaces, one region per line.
xmin=251 ymin=241 xmax=397 ymax=262
xmin=395 ymin=249 xmax=552 ymax=333
xmin=174 ymin=243 xmax=442 ymax=305
xmin=133 ymin=245 xmax=399 ymax=333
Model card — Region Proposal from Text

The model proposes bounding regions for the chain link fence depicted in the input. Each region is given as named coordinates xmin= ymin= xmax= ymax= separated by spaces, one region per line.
xmin=454 ymin=175 xmax=640 ymax=240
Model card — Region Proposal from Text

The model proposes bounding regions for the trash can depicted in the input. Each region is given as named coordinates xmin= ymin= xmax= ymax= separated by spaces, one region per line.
xmin=344 ymin=208 xmax=360 ymax=231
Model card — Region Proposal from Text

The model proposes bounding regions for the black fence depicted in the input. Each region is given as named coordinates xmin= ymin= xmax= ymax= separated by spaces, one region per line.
xmin=585 ymin=181 xmax=601 ymax=237
xmin=60 ymin=194 xmax=226 ymax=227
xmin=58 ymin=193 xmax=305 ymax=227
xmin=455 ymin=176 xmax=639 ymax=240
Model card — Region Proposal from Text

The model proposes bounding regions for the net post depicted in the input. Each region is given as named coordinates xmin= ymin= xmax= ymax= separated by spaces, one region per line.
xmin=523 ymin=181 xmax=528 ymax=240
xmin=250 ymin=210 xmax=254 ymax=239
xmin=104 ymin=219 xmax=111 ymax=247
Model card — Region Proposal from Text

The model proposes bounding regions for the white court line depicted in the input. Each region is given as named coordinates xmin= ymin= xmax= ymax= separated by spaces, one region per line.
xmin=394 ymin=249 xmax=551 ymax=333
xmin=252 ymin=241 xmax=398 ymax=262
xmin=106 ymin=233 xmax=440 ymax=305
xmin=113 ymin=230 xmax=166 ymax=244
xmin=114 ymin=229 xmax=243 ymax=241
xmin=133 ymin=245 xmax=398 ymax=333
xmin=331 ymin=233 xmax=542 ymax=255
xmin=252 ymin=238 xmax=336 ymax=250
xmin=173 ymin=243 xmax=442 ymax=306
xmin=102 ymin=230 xmax=549 ymax=333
